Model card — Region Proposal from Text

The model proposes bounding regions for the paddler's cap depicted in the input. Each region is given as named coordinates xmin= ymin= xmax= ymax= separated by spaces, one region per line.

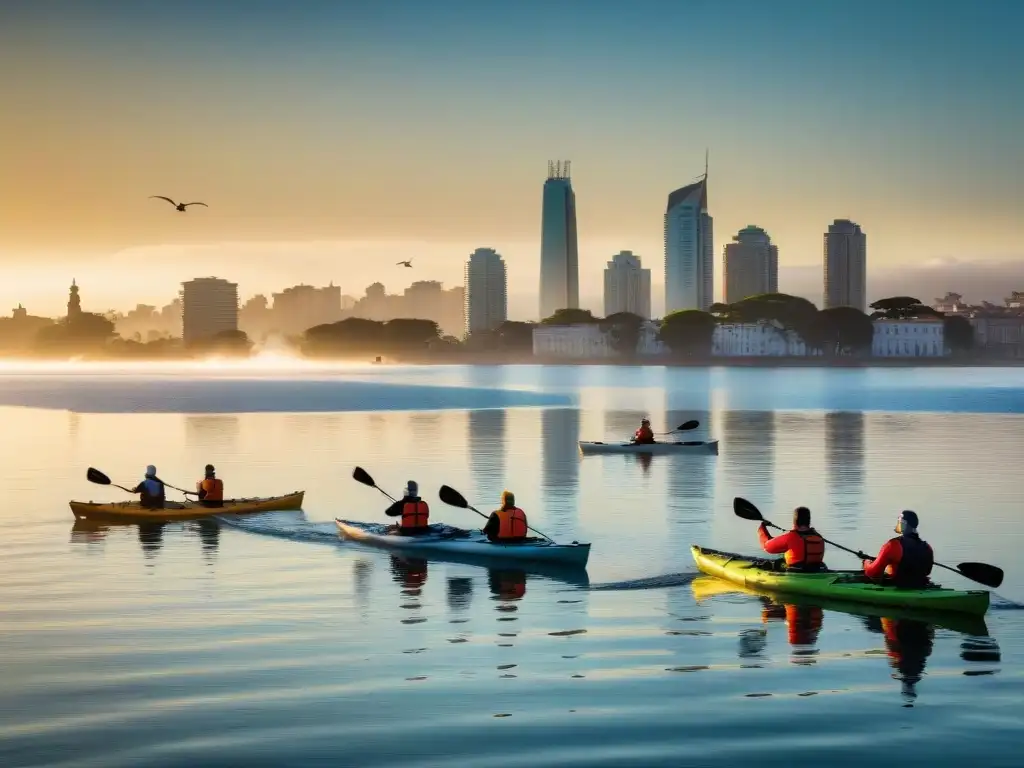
xmin=145 ymin=465 xmax=157 ymax=477
xmin=501 ymin=490 xmax=515 ymax=506
xmin=205 ymin=464 xmax=215 ymax=474
xmin=896 ymin=509 xmax=919 ymax=533
xmin=404 ymin=480 xmax=418 ymax=497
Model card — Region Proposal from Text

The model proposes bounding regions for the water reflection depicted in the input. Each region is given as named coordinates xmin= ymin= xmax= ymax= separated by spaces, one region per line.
xmin=760 ymin=600 xmax=823 ymax=663
xmin=137 ymin=522 xmax=165 ymax=562
xmin=468 ymin=410 xmax=507 ymax=496
xmin=353 ymin=558 xmax=373 ymax=611
xmin=825 ymin=411 xmax=866 ymax=530
xmin=446 ymin=577 xmax=474 ymax=612
xmin=69 ymin=518 xmax=109 ymax=548
xmin=193 ymin=519 xmax=220 ymax=564
xmin=720 ymin=411 xmax=777 ymax=504
xmin=541 ymin=408 xmax=581 ymax=533
xmin=862 ymin=616 xmax=933 ymax=703
xmin=184 ymin=415 xmax=240 ymax=451
xmin=409 ymin=412 xmax=443 ymax=454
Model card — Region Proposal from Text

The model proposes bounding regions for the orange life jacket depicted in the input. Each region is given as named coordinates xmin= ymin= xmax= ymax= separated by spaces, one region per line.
xmin=200 ymin=477 xmax=224 ymax=501
xmin=495 ymin=507 xmax=528 ymax=540
xmin=790 ymin=528 xmax=825 ymax=568
xmin=400 ymin=499 xmax=429 ymax=529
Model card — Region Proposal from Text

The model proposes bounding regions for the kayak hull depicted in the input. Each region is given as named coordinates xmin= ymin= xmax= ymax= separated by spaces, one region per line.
xmin=691 ymin=545 xmax=990 ymax=616
xmin=336 ymin=520 xmax=591 ymax=568
xmin=69 ymin=491 xmax=305 ymax=521
xmin=579 ymin=439 xmax=719 ymax=455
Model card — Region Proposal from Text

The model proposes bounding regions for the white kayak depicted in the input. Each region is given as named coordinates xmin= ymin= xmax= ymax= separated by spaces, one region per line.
xmin=578 ymin=439 xmax=719 ymax=455
xmin=335 ymin=520 xmax=591 ymax=568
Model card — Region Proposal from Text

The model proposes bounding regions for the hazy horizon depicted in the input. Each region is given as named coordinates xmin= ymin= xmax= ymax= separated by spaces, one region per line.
xmin=2 ymin=1 xmax=1022 ymax=319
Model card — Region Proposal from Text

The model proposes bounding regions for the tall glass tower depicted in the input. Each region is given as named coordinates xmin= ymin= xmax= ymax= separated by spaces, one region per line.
xmin=539 ymin=161 xmax=579 ymax=320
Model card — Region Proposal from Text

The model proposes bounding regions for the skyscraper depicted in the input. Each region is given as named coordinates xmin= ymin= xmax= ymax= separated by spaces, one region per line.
xmin=464 ymin=247 xmax=507 ymax=336
xmin=723 ymin=225 xmax=778 ymax=303
xmin=603 ymin=250 xmax=652 ymax=318
xmin=664 ymin=169 xmax=713 ymax=314
xmin=823 ymin=219 xmax=867 ymax=311
xmin=539 ymin=160 xmax=579 ymax=320
xmin=181 ymin=277 xmax=239 ymax=344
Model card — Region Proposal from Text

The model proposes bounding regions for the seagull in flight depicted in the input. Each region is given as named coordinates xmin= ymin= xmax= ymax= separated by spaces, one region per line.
xmin=150 ymin=196 xmax=208 ymax=212
xmin=397 ymin=260 xmax=413 ymax=268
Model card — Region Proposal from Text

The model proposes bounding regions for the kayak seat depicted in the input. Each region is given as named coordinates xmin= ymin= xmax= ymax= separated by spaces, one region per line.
xmin=751 ymin=558 xmax=831 ymax=574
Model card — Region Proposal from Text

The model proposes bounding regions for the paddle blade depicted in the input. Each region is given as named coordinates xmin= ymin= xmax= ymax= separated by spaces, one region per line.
xmin=676 ymin=419 xmax=700 ymax=431
xmin=438 ymin=485 xmax=469 ymax=509
xmin=86 ymin=467 xmax=112 ymax=486
xmin=352 ymin=466 xmax=376 ymax=488
xmin=956 ymin=562 xmax=1004 ymax=589
xmin=733 ymin=497 xmax=764 ymax=522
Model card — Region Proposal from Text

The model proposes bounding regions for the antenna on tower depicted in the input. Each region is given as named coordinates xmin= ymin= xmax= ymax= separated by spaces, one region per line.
xmin=704 ymin=148 xmax=709 ymax=179
xmin=564 ymin=160 xmax=571 ymax=179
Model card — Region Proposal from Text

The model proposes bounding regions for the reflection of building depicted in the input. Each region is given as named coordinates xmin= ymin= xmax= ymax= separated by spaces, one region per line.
xmin=181 ymin=277 xmax=239 ymax=343
xmin=184 ymin=415 xmax=241 ymax=452
xmin=539 ymin=161 xmax=579 ymax=319
xmin=871 ymin=320 xmax=945 ymax=357
xmin=825 ymin=411 xmax=865 ymax=529
xmin=823 ymin=219 xmax=867 ymax=312
xmin=665 ymin=168 xmax=713 ymax=313
xmin=603 ymin=251 xmax=651 ymax=318
xmin=723 ymin=226 xmax=778 ymax=303
xmin=465 ymin=248 xmax=508 ymax=336
xmin=541 ymin=408 xmax=580 ymax=504
xmin=468 ymin=410 xmax=507 ymax=497
xmin=720 ymin=410 xmax=777 ymax=503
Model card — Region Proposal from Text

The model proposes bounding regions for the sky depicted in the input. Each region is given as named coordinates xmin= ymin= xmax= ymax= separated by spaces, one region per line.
xmin=1 ymin=0 xmax=1022 ymax=319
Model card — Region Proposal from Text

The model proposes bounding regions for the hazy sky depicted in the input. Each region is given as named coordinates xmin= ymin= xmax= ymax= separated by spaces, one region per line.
xmin=1 ymin=0 xmax=1021 ymax=318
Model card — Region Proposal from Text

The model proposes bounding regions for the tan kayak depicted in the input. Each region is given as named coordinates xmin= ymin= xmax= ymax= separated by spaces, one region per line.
xmin=69 ymin=491 xmax=305 ymax=521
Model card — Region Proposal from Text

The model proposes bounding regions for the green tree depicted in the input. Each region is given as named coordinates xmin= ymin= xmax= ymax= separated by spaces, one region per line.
xmin=35 ymin=312 xmax=116 ymax=354
xmin=187 ymin=329 xmax=253 ymax=356
xmin=303 ymin=317 xmax=385 ymax=356
xmin=817 ymin=306 xmax=875 ymax=356
xmin=383 ymin=318 xmax=441 ymax=350
xmin=943 ymin=315 xmax=974 ymax=353
xmin=658 ymin=310 xmax=717 ymax=357
xmin=717 ymin=294 xmax=821 ymax=351
xmin=541 ymin=308 xmax=598 ymax=325
xmin=600 ymin=312 xmax=645 ymax=357
xmin=869 ymin=296 xmax=942 ymax=320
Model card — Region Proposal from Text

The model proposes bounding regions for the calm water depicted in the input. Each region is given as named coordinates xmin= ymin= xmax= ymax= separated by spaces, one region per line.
xmin=2 ymin=365 xmax=1023 ymax=767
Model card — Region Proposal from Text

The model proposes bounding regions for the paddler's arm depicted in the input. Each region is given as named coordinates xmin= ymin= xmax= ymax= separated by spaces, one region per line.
xmin=384 ymin=499 xmax=405 ymax=517
xmin=863 ymin=539 xmax=901 ymax=580
xmin=758 ymin=524 xmax=793 ymax=554
xmin=482 ymin=513 xmax=500 ymax=538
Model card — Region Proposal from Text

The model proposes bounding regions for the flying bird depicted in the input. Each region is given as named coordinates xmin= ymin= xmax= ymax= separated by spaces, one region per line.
xmin=397 ymin=260 xmax=413 ymax=268
xmin=150 ymin=196 xmax=208 ymax=212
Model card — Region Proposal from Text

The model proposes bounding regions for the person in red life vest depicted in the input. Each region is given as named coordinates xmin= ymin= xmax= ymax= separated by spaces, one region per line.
xmin=758 ymin=506 xmax=826 ymax=571
xmin=196 ymin=464 xmax=224 ymax=508
xmin=632 ymin=419 xmax=655 ymax=445
xmin=482 ymin=490 xmax=528 ymax=542
xmin=861 ymin=510 xmax=934 ymax=587
xmin=384 ymin=480 xmax=431 ymax=536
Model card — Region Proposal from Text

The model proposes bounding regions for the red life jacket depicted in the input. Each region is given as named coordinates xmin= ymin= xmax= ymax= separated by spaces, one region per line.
xmin=400 ymin=499 xmax=429 ymax=529
xmin=789 ymin=528 xmax=825 ymax=569
xmin=495 ymin=507 xmax=528 ymax=540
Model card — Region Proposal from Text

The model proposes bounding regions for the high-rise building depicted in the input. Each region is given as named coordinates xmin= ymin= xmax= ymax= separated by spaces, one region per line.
xmin=465 ymin=247 xmax=507 ymax=336
xmin=723 ymin=225 xmax=778 ymax=303
xmin=823 ymin=219 xmax=867 ymax=311
xmin=539 ymin=160 xmax=579 ymax=320
xmin=271 ymin=283 xmax=341 ymax=333
xmin=664 ymin=171 xmax=713 ymax=314
xmin=603 ymin=250 xmax=651 ymax=318
xmin=181 ymin=277 xmax=239 ymax=344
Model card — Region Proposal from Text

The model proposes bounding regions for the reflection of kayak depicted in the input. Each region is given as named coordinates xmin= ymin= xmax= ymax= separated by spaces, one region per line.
xmin=578 ymin=439 xmax=719 ymax=455
xmin=691 ymin=545 xmax=990 ymax=617
xmin=336 ymin=519 xmax=591 ymax=569
xmin=689 ymin=575 xmax=989 ymax=636
xmin=70 ymin=491 xmax=305 ymax=521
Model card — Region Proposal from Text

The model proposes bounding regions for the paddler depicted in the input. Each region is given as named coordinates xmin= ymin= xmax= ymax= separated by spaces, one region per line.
xmin=132 ymin=465 xmax=166 ymax=509
xmin=196 ymin=464 xmax=224 ymax=508
xmin=860 ymin=510 xmax=934 ymax=588
xmin=631 ymin=418 xmax=655 ymax=445
xmin=384 ymin=480 xmax=431 ymax=536
xmin=482 ymin=490 xmax=528 ymax=542
xmin=757 ymin=506 xmax=826 ymax=571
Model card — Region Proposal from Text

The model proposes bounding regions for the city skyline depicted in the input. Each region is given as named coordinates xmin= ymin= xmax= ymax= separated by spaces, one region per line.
xmin=1 ymin=1 xmax=1021 ymax=317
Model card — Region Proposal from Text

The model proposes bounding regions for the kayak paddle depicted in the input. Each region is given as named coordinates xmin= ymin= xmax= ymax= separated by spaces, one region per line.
xmin=86 ymin=467 xmax=135 ymax=494
xmin=733 ymin=497 xmax=1004 ymax=589
xmin=438 ymin=484 xmax=554 ymax=542
xmin=352 ymin=466 xmax=398 ymax=502
xmin=657 ymin=419 xmax=699 ymax=436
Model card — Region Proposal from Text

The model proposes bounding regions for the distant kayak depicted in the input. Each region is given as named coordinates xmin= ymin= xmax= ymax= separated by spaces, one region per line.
xmin=69 ymin=491 xmax=305 ymax=521
xmin=336 ymin=519 xmax=591 ymax=568
xmin=691 ymin=545 xmax=990 ymax=616
xmin=579 ymin=439 xmax=719 ymax=455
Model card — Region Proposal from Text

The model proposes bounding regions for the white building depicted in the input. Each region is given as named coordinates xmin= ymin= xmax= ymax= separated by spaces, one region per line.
xmin=712 ymin=322 xmax=812 ymax=357
xmin=723 ymin=225 xmax=778 ymax=303
xmin=603 ymin=251 xmax=652 ymax=318
xmin=665 ymin=174 xmax=713 ymax=314
xmin=464 ymin=248 xmax=508 ymax=336
xmin=871 ymin=319 xmax=945 ymax=357
xmin=532 ymin=321 xmax=665 ymax=358
xmin=181 ymin=277 xmax=239 ymax=344
xmin=824 ymin=219 xmax=867 ymax=312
